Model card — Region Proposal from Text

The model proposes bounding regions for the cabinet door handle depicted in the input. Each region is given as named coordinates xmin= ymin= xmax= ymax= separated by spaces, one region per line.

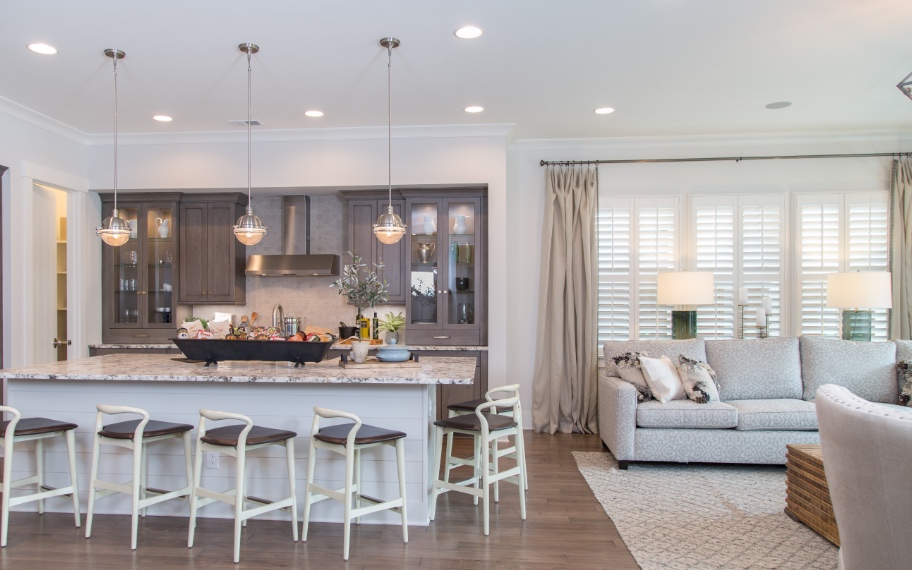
xmin=52 ymin=338 xmax=72 ymax=349
xmin=433 ymin=336 xmax=450 ymax=339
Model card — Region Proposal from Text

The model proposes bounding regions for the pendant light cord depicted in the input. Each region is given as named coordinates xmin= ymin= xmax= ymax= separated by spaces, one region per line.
xmin=247 ymin=46 xmax=253 ymax=204
xmin=387 ymin=41 xmax=392 ymax=208
xmin=112 ymin=50 xmax=119 ymax=212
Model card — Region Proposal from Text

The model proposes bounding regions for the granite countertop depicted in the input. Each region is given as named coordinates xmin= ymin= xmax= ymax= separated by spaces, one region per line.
xmin=2 ymin=354 xmax=475 ymax=385
xmin=89 ymin=343 xmax=489 ymax=352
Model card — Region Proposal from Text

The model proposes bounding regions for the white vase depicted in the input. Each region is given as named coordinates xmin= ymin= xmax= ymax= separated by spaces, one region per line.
xmin=453 ymin=215 xmax=467 ymax=234
xmin=156 ymin=218 xmax=171 ymax=239
xmin=422 ymin=213 xmax=436 ymax=235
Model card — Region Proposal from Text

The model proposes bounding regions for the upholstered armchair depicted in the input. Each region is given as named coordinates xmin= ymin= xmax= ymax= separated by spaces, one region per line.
xmin=815 ymin=384 xmax=912 ymax=570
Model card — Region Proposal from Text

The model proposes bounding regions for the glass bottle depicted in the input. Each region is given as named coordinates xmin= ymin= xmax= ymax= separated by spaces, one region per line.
xmin=359 ymin=315 xmax=370 ymax=340
xmin=372 ymin=312 xmax=379 ymax=340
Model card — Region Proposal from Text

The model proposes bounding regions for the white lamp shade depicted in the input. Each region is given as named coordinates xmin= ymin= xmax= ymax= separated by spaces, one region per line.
xmin=657 ymin=271 xmax=715 ymax=305
xmin=826 ymin=272 xmax=892 ymax=309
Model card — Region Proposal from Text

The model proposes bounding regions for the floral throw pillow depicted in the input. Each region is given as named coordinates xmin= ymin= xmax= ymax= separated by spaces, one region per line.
xmin=898 ymin=360 xmax=912 ymax=407
xmin=611 ymin=351 xmax=653 ymax=403
xmin=677 ymin=355 xmax=721 ymax=404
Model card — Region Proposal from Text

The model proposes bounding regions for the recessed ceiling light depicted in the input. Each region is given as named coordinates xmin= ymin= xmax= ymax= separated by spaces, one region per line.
xmin=152 ymin=115 xmax=172 ymax=122
xmin=464 ymin=106 xmax=484 ymax=113
xmin=454 ymin=26 xmax=483 ymax=39
xmin=28 ymin=43 xmax=57 ymax=55
xmin=594 ymin=107 xmax=615 ymax=115
xmin=304 ymin=110 xmax=324 ymax=118
xmin=765 ymin=101 xmax=792 ymax=109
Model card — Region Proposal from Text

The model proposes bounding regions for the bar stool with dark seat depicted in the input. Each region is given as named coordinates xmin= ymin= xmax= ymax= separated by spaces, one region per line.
xmin=430 ymin=395 xmax=526 ymax=535
xmin=0 ymin=405 xmax=80 ymax=547
xmin=188 ymin=410 xmax=298 ymax=564
xmin=444 ymin=384 xmax=528 ymax=497
xmin=85 ymin=404 xmax=194 ymax=550
xmin=302 ymin=407 xmax=408 ymax=561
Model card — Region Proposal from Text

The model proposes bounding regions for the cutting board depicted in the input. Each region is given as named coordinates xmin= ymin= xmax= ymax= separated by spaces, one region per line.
xmin=340 ymin=357 xmax=421 ymax=369
xmin=335 ymin=338 xmax=384 ymax=346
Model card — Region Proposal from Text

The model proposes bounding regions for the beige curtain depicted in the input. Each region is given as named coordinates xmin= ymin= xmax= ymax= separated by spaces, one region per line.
xmin=892 ymin=157 xmax=912 ymax=339
xmin=532 ymin=165 xmax=598 ymax=434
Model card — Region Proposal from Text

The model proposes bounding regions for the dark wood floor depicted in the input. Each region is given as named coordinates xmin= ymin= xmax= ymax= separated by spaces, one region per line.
xmin=0 ymin=433 xmax=638 ymax=569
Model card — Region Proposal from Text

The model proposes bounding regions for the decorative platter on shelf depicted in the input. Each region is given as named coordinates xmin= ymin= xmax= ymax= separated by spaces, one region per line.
xmin=170 ymin=338 xmax=333 ymax=367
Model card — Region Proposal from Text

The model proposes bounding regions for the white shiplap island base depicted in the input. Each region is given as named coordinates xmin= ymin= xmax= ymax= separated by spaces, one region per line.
xmin=0 ymin=354 xmax=475 ymax=526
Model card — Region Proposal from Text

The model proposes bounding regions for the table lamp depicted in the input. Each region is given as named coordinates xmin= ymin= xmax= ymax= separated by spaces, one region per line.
xmin=826 ymin=272 xmax=892 ymax=341
xmin=657 ymin=271 xmax=715 ymax=339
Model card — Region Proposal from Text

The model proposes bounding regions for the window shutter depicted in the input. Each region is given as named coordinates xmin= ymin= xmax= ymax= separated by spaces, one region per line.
xmin=847 ymin=195 xmax=890 ymax=340
xmin=597 ymin=203 xmax=632 ymax=342
xmin=636 ymin=204 xmax=676 ymax=339
xmin=740 ymin=199 xmax=784 ymax=337
xmin=797 ymin=198 xmax=842 ymax=336
xmin=693 ymin=202 xmax=734 ymax=339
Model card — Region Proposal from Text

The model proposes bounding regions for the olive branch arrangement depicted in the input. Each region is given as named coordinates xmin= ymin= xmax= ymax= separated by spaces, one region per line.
xmin=330 ymin=251 xmax=389 ymax=316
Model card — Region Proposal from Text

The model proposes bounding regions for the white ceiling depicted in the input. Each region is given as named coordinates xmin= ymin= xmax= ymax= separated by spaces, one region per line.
xmin=3 ymin=0 xmax=912 ymax=140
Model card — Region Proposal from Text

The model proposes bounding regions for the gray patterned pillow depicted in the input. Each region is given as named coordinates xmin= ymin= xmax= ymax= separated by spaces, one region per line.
xmin=677 ymin=355 xmax=721 ymax=404
xmin=612 ymin=351 xmax=653 ymax=403
xmin=898 ymin=360 xmax=912 ymax=407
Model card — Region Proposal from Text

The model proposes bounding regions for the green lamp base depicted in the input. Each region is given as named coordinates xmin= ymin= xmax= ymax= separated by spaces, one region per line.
xmin=842 ymin=310 xmax=873 ymax=341
xmin=672 ymin=310 xmax=698 ymax=340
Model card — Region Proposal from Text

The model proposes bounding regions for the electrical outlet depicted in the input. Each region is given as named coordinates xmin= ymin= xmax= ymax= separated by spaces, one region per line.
xmin=206 ymin=451 xmax=219 ymax=469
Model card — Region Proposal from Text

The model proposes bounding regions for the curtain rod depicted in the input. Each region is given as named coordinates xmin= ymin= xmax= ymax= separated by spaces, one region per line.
xmin=539 ymin=151 xmax=912 ymax=167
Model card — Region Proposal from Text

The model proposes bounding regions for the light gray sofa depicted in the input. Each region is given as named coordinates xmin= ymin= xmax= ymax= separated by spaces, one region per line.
xmin=598 ymin=336 xmax=909 ymax=469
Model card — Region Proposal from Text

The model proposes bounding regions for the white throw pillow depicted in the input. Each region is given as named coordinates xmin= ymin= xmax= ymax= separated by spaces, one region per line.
xmin=639 ymin=355 xmax=687 ymax=404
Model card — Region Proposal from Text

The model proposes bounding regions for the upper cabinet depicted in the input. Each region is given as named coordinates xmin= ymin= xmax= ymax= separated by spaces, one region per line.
xmin=100 ymin=192 xmax=182 ymax=343
xmin=401 ymin=188 xmax=487 ymax=346
xmin=342 ymin=191 xmax=407 ymax=304
xmin=178 ymin=193 xmax=248 ymax=305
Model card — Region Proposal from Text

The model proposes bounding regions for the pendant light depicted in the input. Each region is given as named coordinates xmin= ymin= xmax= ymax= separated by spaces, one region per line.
xmin=373 ymin=37 xmax=407 ymax=244
xmin=96 ymin=49 xmax=131 ymax=247
xmin=233 ymin=43 xmax=267 ymax=246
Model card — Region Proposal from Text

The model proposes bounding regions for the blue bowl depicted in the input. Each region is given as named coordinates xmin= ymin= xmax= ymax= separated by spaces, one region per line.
xmin=376 ymin=345 xmax=411 ymax=362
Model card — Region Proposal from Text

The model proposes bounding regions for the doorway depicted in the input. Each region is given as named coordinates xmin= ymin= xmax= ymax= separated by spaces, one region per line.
xmin=33 ymin=183 xmax=70 ymax=364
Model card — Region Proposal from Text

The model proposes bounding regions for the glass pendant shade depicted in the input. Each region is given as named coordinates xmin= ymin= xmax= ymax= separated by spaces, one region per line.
xmin=234 ymin=206 xmax=267 ymax=246
xmin=373 ymin=205 xmax=406 ymax=244
xmin=97 ymin=208 xmax=132 ymax=246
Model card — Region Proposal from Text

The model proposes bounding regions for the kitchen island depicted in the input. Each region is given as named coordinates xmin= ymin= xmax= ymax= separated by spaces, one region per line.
xmin=0 ymin=354 xmax=475 ymax=525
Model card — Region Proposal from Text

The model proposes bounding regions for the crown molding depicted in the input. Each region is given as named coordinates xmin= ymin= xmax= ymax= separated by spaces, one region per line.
xmin=85 ymin=123 xmax=515 ymax=146
xmin=0 ymin=95 xmax=88 ymax=144
xmin=509 ymin=129 xmax=912 ymax=152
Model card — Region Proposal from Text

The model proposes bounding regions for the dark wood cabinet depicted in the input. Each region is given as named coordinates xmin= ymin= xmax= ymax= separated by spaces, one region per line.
xmin=100 ymin=192 xmax=182 ymax=343
xmin=400 ymin=188 xmax=487 ymax=347
xmin=178 ymin=193 xmax=247 ymax=305
xmin=342 ymin=192 xmax=407 ymax=304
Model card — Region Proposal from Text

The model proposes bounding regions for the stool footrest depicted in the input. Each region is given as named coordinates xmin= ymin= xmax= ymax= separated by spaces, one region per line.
xmin=240 ymin=497 xmax=294 ymax=521
xmin=351 ymin=497 xmax=403 ymax=519
xmin=4 ymin=475 xmax=39 ymax=489
xmin=39 ymin=484 xmax=75 ymax=498
xmin=246 ymin=494 xmax=294 ymax=512
xmin=8 ymin=484 xmax=76 ymax=507
xmin=139 ymin=487 xmax=190 ymax=509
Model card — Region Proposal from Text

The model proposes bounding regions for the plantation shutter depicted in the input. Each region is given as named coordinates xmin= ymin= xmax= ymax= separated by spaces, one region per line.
xmin=597 ymin=196 xmax=677 ymax=344
xmin=846 ymin=193 xmax=890 ymax=340
xmin=692 ymin=197 xmax=735 ymax=339
xmin=740 ymin=196 xmax=785 ymax=338
xmin=797 ymin=195 xmax=842 ymax=336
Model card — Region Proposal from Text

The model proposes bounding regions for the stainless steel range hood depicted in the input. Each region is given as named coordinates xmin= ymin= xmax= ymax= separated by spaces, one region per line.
xmin=245 ymin=196 xmax=341 ymax=276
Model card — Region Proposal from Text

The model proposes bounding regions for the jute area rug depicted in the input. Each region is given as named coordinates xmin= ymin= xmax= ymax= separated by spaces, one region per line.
xmin=573 ymin=452 xmax=838 ymax=570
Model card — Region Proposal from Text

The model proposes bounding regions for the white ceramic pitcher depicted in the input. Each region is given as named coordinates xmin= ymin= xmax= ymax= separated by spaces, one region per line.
xmin=155 ymin=218 xmax=171 ymax=238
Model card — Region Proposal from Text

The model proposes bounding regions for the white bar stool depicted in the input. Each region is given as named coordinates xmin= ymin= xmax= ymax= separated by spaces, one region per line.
xmin=187 ymin=410 xmax=298 ymax=564
xmin=0 ymin=405 xmax=80 ymax=547
xmin=444 ymin=384 xmax=529 ymax=498
xmin=430 ymin=395 xmax=526 ymax=535
xmin=85 ymin=404 xmax=193 ymax=550
xmin=302 ymin=407 xmax=408 ymax=561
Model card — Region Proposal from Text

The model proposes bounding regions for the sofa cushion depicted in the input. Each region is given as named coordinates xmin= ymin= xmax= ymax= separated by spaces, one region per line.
xmin=726 ymin=399 xmax=818 ymax=431
xmin=705 ymin=338 xmax=802 ymax=400
xmin=895 ymin=340 xmax=912 ymax=363
xmin=636 ymin=399 xmax=738 ymax=429
xmin=800 ymin=336 xmax=897 ymax=403
xmin=604 ymin=339 xmax=706 ymax=377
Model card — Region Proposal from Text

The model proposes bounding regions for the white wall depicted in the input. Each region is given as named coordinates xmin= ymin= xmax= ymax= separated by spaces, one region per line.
xmin=508 ymin=130 xmax=912 ymax=429
xmin=87 ymin=132 xmax=510 ymax=388
xmin=0 ymin=106 xmax=95 ymax=368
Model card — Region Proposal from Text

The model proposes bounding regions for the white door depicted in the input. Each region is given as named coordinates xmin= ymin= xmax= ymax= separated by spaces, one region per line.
xmin=32 ymin=183 xmax=70 ymax=364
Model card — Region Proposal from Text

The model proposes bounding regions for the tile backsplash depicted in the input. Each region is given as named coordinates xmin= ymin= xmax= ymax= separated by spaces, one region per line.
xmin=191 ymin=194 xmax=405 ymax=331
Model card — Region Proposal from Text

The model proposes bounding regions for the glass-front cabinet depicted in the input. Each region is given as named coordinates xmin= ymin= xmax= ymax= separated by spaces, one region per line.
xmin=403 ymin=189 xmax=486 ymax=345
xmin=101 ymin=193 xmax=181 ymax=343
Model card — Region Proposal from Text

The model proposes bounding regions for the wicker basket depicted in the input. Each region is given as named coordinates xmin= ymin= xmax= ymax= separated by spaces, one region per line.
xmin=784 ymin=444 xmax=840 ymax=546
